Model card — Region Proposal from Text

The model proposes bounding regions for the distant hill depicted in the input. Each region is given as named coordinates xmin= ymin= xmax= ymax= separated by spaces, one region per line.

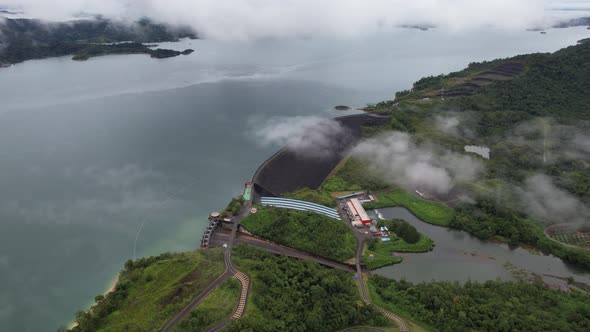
xmin=0 ymin=17 xmax=197 ymax=65
xmin=553 ymin=16 xmax=590 ymax=28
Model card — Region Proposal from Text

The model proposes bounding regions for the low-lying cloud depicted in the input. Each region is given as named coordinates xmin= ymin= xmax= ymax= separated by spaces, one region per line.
xmin=511 ymin=118 xmax=590 ymax=164
xmin=432 ymin=114 xmax=590 ymax=165
xmin=352 ymin=131 xmax=483 ymax=194
xmin=517 ymin=174 xmax=590 ymax=224
xmin=250 ymin=115 xmax=349 ymax=159
xmin=1 ymin=0 xmax=586 ymax=40
xmin=434 ymin=114 xmax=461 ymax=136
xmin=433 ymin=113 xmax=476 ymax=139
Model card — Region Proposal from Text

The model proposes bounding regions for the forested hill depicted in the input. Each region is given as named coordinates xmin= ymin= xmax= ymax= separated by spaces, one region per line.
xmin=365 ymin=39 xmax=590 ymax=269
xmin=0 ymin=17 xmax=197 ymax=65
xmin=553 ymin=16 xmax=590 ymax=29
xmin=387 ymin=38 xmax=590 ymax=121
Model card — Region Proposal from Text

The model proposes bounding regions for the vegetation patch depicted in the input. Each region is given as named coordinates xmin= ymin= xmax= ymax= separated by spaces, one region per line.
xmin=172 ymin=278 xmax=240 ymax=332
xmin=240 ymin=206 xmax=356 ymax=262
xmin=227 ymin=244 xmax=392 ymax=331
xmin=546 ymin=223 xmax=590 ymax=249
xmin=379 ymin=219 xmax=422 ymax=244
xmin=370 ymin=275 xmax=590 ymax=332
xmin=322 ymin=158 xmax=390 ymax=192
xmin=365 ymin=190 xmax=455 ymax=226
xmin=362 ymin=220 xmax=434 ymax=270
xmin=221 ymin=196 xmax=245 ymax=218
xmin=69 ymin=250 xmax=225 ymax=332
xmin=362 ymin=240 xmax=403 ymax=270
xmin=71 ymin=42 xmax=193 ymax=61
xmin=282 ymin=187 xmax=337 ymax=207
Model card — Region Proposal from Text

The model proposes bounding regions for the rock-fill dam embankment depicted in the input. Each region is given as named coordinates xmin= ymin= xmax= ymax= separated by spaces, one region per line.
xmin=252 ymin=113 xmax=389 ymax=199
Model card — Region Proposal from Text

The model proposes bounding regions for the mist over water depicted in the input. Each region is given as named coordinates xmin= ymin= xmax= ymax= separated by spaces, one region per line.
xmin=0 ymin=26 xmax=588 ymax=331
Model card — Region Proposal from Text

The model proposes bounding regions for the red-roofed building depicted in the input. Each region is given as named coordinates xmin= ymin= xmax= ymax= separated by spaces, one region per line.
xmin=349 ymin=198 xmax=371 ymax=224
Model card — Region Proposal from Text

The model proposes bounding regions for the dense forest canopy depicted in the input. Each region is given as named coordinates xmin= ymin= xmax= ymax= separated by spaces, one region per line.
xmin=240 ymin=207 xmax=357 ymax=262
xmin=227 ymin=244 xmax=390 ymax=332
xmin=371 ymin=275 xmax=590 ymax=332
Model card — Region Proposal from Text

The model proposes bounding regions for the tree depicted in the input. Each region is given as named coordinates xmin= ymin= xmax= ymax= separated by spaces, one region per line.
xmin=94 ymin=294 xmax=105 ymax=304
xmin=392 ymin=220 xmax=420 ymax=244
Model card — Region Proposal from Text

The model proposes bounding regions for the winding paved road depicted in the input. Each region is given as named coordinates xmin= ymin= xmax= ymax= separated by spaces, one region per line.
xmin=235 ymin=232 xmax=356 ymax=272
xmin=160 ymin=255 xmax=232 ymax=332
xmin=161 ymin=200 xmax=252 ymax=332
xmin=353 ymin=236 xmax=408 ymax=332
xmin=337 ymin=201 xmax=410 ymax=332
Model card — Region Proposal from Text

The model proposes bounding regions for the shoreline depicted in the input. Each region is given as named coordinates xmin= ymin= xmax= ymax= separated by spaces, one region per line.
xmin=68 ymin=274 xmax=120 ymax=330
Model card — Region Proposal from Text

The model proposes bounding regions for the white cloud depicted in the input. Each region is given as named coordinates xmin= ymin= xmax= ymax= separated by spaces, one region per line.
xmin=250 ymin=115 xmax=349 ymax=158
xmin=517 ymin=174 xmax=590 ymax=224
xmin=434 ymin=114 xmax=461 ymax=136
xmin=352 ymin=131 xmax=483 ymax=194
xmin=2 ymin=0 xmax=585 ymax=40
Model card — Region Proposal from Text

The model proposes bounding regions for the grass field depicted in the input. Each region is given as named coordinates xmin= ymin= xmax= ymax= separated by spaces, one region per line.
xmin=73 ymin=250 xmax=226 ymax=332
xmin=282 ymin=187 xmax=337 ymax=207
xmin=364 ymin=190 xmax=455 ymax=226
xmin=240 ymin=206 xmax=356 ymax=262
xmin=322 ymin=158 xmax=390 ymax=192
xmin=172 ymin=278 xmax=240 ymax=332
xmin=362 ymin=235 xmax=434 ymax=270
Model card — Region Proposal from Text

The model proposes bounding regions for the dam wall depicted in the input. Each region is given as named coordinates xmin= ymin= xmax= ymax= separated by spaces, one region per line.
xmin=252 ymin=113 xmax=389 ymax=198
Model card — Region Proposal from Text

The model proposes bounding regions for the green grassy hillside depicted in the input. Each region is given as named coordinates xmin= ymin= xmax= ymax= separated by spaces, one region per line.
xmin=365 ymin=190 xmax=455 ymax=226
xmin=241 ymin=206 xmax=356 ymax=262
xmin=69 ymin=250 xmax=225 ymax=332
xmin=172 ymin=278 xmax=240 ymax=332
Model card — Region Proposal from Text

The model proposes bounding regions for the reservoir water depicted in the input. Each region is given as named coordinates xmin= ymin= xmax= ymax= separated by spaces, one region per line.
xmin=0 ymin=26 xmax=588 ymax=331
xmin=370 ymin=208 xmax=590 ymax=286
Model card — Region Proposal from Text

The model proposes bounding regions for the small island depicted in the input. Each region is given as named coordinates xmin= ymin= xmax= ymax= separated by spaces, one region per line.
xmin=71 ymin=43 xmax=194 ymax=61
xmin=0 ymin=17 xmax=198 ymax=66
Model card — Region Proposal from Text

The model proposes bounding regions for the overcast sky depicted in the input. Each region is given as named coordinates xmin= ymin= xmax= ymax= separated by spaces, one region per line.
xmin=1 ymin=0 xmax=590 ymax=40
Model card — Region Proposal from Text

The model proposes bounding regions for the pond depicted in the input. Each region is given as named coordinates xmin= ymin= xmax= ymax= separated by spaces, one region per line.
xmin=369 ymin=207 xmax=590 ymax=288
xmin=464 ymin=145 xmax=490 ymax=159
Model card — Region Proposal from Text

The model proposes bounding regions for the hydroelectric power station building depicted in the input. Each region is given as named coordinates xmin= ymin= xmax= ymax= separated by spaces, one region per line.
xmin=347 ymin=197 xmax=371 ymax=225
